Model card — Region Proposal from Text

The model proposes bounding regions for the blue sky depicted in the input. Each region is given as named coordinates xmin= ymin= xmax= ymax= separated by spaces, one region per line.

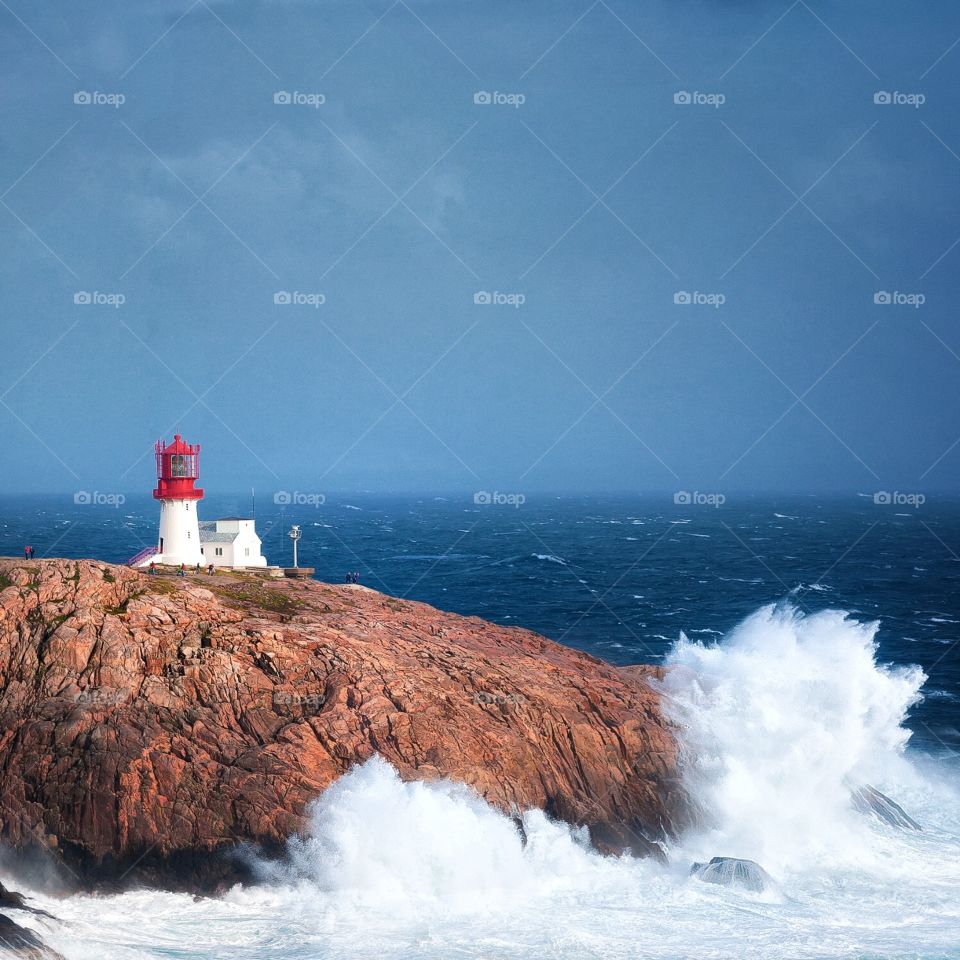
xmin=1 ymin=0 xmax=959 ymax=495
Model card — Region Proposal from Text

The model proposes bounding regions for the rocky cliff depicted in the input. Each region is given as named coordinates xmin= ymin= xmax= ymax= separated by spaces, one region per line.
xmin=0 ymin=558 xmax=688 ymax=891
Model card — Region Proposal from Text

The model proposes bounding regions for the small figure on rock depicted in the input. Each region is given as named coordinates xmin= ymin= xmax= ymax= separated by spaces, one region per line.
xmin=148 ymin=561 xmax=157 ymax=575
xmin=178 ymin=563 xmax=186 ymax=578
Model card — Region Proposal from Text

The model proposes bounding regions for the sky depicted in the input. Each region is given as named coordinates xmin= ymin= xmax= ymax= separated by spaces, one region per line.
xmin=1 ymin=0 xmax=959 ymax=497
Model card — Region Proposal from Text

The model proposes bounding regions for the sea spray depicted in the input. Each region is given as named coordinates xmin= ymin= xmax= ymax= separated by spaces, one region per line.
xmin=249 ymin=756 xmax=604 ymax=916
xmin=660 ymin=602 xmax=927 ymax=872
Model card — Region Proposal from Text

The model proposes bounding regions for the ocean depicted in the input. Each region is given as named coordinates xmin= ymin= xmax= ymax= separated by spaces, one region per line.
xmin=1 ymin=493 xmax=959 ymax=959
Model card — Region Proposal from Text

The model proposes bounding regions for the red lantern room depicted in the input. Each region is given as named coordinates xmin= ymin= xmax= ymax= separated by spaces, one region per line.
xmin=153 ymin=434 xmax=204 ymax=501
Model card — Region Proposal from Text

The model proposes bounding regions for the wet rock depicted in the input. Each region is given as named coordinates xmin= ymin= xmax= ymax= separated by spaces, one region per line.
xmin=690 ymin=856 xmax=772 ymax=893
xmin=0 ymin=914 xmax=63 ymax=959
xmin=0 ymin=882 xmax=53 ymax=919
xmin=849 ymin=784 xmax=921 ymax=830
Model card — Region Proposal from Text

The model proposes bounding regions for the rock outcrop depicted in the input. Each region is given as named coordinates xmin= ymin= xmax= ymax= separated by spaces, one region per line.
xmin=0 ymin=882 xmax=52 ymax=919
xmin=690 ymin=857 xmax=772 ymax=893
xmin=0 ymin=558 xmax=689 ymax=891
xmin=0 ymin=913 xmax=63 ymax=960
xmin=0 ymin=883 xmax=61 ymax=960
xmin=849 ymin=783 xmax=921 ymax=830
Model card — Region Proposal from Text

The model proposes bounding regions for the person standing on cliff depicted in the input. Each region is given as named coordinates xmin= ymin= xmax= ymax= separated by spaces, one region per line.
xmin=148 ymin=561 xmax=156 ymax=575
xmin=178 ymin=563 xmax=185 ymax=577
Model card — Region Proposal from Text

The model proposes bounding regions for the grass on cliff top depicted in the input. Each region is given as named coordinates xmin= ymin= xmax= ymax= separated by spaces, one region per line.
xmin=206 ymin=574 xmax=307 ymax=617
xmin=223 ymin=587 xmax=305 ymax=617
xmin=131 ymin=568 xmax=338 ymax=618
xmin=143 ymin=578 xmax=180 ymax=596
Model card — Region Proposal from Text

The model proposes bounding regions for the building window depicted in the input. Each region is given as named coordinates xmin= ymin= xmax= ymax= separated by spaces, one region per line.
xmin=215 ymin=547 xmax=223 ymax=557
xmin=245 ymin=547 xmax=250 ymax=556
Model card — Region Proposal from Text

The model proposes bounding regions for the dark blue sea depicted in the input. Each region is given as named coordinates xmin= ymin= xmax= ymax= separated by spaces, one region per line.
xmin=2 ymin=492 xmax=957 ymax=758
xmin=4 ymin=493 xmax=960 ymax=958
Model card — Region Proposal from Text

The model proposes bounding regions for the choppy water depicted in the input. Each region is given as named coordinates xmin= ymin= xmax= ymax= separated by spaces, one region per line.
xmin=1 ymin=495 xmax=959 ymax=958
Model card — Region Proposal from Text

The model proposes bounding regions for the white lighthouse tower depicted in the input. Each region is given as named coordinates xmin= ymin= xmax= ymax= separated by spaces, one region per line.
xmin=146 ymin=434 xmax=205 ymax=567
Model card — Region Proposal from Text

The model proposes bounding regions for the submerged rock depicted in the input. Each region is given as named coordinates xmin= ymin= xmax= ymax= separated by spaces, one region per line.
xmin=0 ymin=558 xmax=691 ymax=891
xmin=0 ymin=913 xmax=63 ymax=960
xmin=0 ymin=882 xmax=54 ymax=919
xmin=0 ymin=882 xmax=29 ymax=912
xmin=849 ymin=784 xmax=921 ymax=830
xmin=690 ymin=856 xmax=772 ymax=893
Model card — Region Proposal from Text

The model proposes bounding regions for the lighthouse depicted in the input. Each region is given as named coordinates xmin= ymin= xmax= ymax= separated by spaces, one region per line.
xmin=129 ymin=433 xmax=270 ymax=570
xmin=148 ymin=434 xmax=205 ymax=567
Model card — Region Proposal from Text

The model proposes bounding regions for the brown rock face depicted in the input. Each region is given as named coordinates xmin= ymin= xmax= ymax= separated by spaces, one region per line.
xmin=0 ymin=559 xmax=688 ymax=890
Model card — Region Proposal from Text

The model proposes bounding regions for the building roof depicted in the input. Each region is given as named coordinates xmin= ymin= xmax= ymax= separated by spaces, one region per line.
xmin=199 ymin=520 xmax=240 ymax=543
xmin=217 ymin=516 xmax=252 ymax=521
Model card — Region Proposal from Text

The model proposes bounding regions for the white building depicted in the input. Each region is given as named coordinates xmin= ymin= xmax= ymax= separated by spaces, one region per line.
xmin=199 ymin=518 xmax=268 ymax=568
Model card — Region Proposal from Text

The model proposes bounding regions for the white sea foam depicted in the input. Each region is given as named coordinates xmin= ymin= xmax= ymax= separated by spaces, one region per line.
xmin=660 ymin=603 xmax=927 ymax=871
xmin=14 ymin=604 xmax=960 ymax=960
xmin=249 ymin=757 xmax=601 ymax=915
